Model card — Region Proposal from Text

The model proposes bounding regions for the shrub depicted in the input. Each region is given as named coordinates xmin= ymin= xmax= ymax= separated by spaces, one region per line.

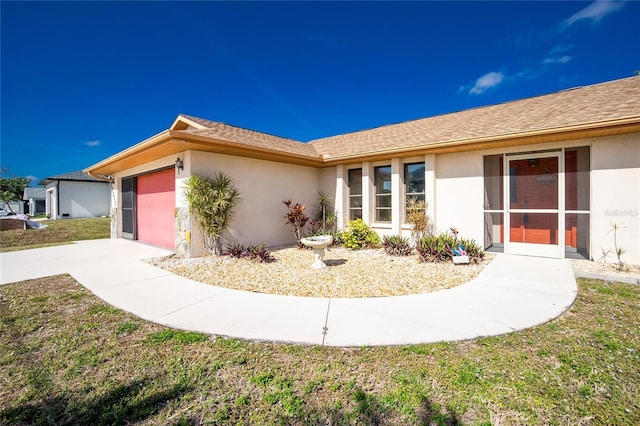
xmin=224 ymin=242 xmax=246 ymax=258
xmin=458 ymin=238 xmax=484 ymax=263
xmin=223 ymin=242 xmax=276 ymax=263
xmin=245 ymin=244 xmax=276 ymax=263
xmin=416 ymin=234 xmax=456 ymax=263
xmin=341 ymin=219 xmax=380 ymax=249
xmin=184 ymin=173 xmax=241 ymax=256
xmin=382 ymin=235 xmax=413 ymax=256
xmin=406 ymin=198 xmax=429 ymax=242
xmin=416 ymin=232 xmax=484 ymax=263
xmin=311 ymin=191 xmax=337 ymax=234
xmin=283 ymin=199 xmax=309 ymax=243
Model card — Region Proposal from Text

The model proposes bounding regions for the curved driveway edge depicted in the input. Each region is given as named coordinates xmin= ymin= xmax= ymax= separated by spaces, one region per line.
xmin=0 ymin=239 xmax=578 ymax=346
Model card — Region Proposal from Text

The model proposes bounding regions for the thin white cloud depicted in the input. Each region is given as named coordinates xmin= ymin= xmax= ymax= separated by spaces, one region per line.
xmin=85 ymin=140 xmax=101 ymax=147
xmin=548 ymin=44 xmax=574 ymax=55
xmin=561 ymin=0 xmax=626 ymax=29
xmin=25 ymin=175 xmax=38 ymax=183
xmin=466 ymin=71 xmax=505 ymax=95
xmin=543 ymin=55 xmax=572 ymax=65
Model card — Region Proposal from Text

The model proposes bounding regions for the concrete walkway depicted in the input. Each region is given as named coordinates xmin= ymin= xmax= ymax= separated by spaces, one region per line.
xmin=0 ymin=239 xmax=578 ymax=346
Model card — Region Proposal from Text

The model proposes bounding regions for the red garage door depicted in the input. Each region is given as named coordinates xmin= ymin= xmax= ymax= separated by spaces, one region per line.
xmin=137 ymin=168 xmax=175 ymax=249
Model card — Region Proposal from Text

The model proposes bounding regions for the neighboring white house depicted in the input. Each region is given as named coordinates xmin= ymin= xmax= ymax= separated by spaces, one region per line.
xmin=85 ymin=76 xmax=640 ymax=265
xmin=39 ymin=171 xmax=110 ymax=219
xmin=23 ymin=187 xmax=46 ymax=216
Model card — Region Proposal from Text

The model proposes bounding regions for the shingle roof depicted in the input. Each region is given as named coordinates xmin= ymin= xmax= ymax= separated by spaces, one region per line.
xmin=309 ymin=75 xmax=640 ymax=160
xmin=39 ymin=170 xmax=108 ymax=185
xmin=85 ymin=76 xmax=640 ymax=176
xmin=175 ymin=118 xmax=321 ymax=159
xmin=23 ymin=187 xmax=46 ymax=200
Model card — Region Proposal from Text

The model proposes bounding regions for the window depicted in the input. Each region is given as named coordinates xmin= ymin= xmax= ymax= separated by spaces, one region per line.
xmin=374 ymin=166 xmax=392 ymax=222
xmin=348 ymin=168 xmax=362 ymax=220
xmin=404 ymin=162 xmax=425 ymax=217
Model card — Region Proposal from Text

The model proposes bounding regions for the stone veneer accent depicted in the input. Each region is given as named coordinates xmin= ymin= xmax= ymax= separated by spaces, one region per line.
xmin=175 ymin=207 xmax=191 ymax=257
xmin=110 ymin=208 xmax=118 ymax=239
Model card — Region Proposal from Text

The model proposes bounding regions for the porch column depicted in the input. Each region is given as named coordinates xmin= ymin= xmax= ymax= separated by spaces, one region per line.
xmin=109 ymin=179 xmax=118 ymax=239
xmin=362 ymin=162 xmax=371 ymax=225
xmin=391 ymin=158 xmax=402 ymax=234
xmin=425 ymin=154 xmax=436 ymax=233
xmin=175 ymin=151 xmax=193 ymax=257
xmin=335 ymin=165 xmax=346 ymax=230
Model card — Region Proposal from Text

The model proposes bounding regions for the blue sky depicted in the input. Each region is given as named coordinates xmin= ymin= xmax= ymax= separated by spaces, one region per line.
xmin=1 ymin=1 xmax=638 ymax=185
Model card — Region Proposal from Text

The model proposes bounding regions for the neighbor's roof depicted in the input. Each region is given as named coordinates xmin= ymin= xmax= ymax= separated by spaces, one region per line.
xmin=39 ymin=170 xmax=109 ymax=186
xmin=23 ymin=187 xmax=46 ymax=200
xmin=86 ymin=75 xmax=640 ymax=175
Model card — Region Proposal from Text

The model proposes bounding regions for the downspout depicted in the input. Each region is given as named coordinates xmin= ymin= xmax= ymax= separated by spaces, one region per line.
xmin=56 ymin=181 xmax=60 ymax=219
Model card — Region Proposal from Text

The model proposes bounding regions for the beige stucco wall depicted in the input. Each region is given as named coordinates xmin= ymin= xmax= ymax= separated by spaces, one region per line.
xmin=434 ymin=151 xmax=485 ymax=243
xmin=591 ymin=133 xmax=639 ymax=265
xmin=188 ymin=151 xmax=321 ymax=257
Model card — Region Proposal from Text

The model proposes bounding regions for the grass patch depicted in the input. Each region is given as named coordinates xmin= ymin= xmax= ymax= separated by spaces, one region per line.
xmin=1 ymin=275 xmax=638 ymax=425
xmin=0 ymin=217 xmax=110 ymax=252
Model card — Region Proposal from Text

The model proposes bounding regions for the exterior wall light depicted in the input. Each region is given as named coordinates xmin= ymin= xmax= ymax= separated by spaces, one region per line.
xmin=175 ymin=157 xmax=184 ymax=172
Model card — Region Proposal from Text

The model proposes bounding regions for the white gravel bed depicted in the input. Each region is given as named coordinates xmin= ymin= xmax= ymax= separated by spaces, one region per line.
xmin=147 ymin=247 xmax=492 ymax=298
xmin=570 ymin=258 xmax=640 ymax=283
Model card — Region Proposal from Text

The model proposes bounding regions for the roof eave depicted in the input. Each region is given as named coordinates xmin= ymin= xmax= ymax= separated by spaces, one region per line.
xmin=84 ymin=130 xmax=174 ymax=176
xmin=171 ymin=131 xmax=323 ymax=167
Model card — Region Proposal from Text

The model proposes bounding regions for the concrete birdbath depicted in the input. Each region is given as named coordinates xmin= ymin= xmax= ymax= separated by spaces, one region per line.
xmin=300 ymin=235 xmax=334 ymax=269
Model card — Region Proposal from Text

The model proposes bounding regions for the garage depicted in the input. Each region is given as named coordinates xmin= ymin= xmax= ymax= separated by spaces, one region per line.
xmin=136 ymin=168 xmax=175 ymax=249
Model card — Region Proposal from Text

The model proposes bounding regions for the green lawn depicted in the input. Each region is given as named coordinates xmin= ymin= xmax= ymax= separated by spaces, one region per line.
xmin=1 ymin=275 xmax=637 ymax=425
xmin=0 ymin=217 xmax=110 ymax=252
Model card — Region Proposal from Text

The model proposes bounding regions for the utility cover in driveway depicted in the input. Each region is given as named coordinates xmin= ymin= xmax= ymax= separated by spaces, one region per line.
xmin=137 ymin=168 xmax=175 ymax=249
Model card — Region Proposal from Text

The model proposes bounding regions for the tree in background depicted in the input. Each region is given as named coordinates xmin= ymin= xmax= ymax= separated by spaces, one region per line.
xmin=184 ymin=173 xmax=241 ymax=256
xmin=0 ymin=167 xmax=30 ymax=213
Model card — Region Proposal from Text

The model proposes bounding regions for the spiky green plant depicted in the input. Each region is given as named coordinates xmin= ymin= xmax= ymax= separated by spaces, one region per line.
xmin=314 ymin=191 xmax=337 ymax=234
xmin=184 ymin=173 xmax=241 ymax=256
xmin=406 ymin=198 xmax=429 ymax=243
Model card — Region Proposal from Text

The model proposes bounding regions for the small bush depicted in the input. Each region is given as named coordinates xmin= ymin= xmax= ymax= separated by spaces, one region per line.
xmin=382 ymin=235 xmax=413 ymax=256
xmin=223 ymin=242 xmax=276 ymax=263
xmin=458 ymin=238 xmax=484 ymax=263
xmin=416 ymin=234 xmax=456 ymax=263
xmin=225 ymin=242 xmax=246 ymax=258
xmin=341 ymin=219 xmax=380 ymax=249
xmin=283 ymin=199 xmax=309 ymax=243
xmin=416 ymin=232 xmax=484 ymax=263
xmin=245 ymin=244 xmax=276 ymax=263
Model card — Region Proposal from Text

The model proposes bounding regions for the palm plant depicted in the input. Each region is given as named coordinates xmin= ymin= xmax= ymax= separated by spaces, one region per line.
xmin=184 ymin=173 xmax=241 ymax=256
xmin=314 ymin=190 xmax=337 ymax=234
xmin=406 ymin=198 xmax=429 ymax=243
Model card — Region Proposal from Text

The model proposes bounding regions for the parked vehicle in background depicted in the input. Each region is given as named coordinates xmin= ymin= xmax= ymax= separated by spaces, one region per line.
xmin=0 ymin=207 xmax=16 ymax=216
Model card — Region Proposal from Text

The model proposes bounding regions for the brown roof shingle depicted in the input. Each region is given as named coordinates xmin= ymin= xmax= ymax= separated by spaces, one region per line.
xmin=176 ymin=119 xmax=320 ymax=159
xmin=309 ymin=75 xmax=640 ymax=160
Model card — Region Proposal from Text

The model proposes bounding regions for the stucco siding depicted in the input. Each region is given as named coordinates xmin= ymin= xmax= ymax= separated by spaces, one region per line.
xmin=591 ymin=133 xmax=640 ymax=265
xmin=190 ymin=151 xmax=321 ymax=256
xmin=434 ymin=151 xmax=484 ymax=244
xmin=56 ymin=181 xmax=110 ymax=219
